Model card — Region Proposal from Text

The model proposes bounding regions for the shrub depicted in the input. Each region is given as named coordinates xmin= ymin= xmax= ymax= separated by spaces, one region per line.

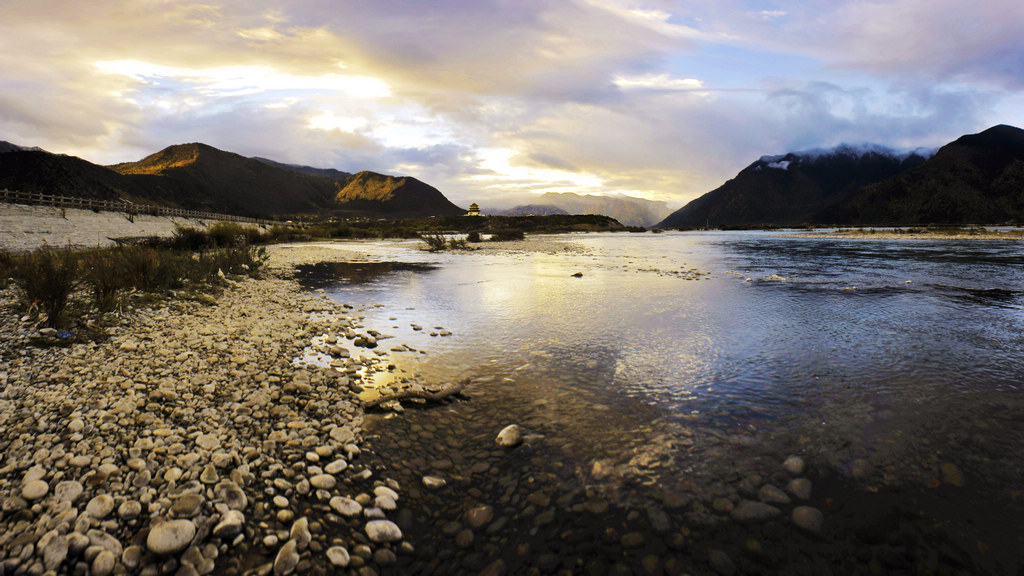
xmin=421 ymin=234 xmax=448 ymax=251
xmin=490 ymin=229 xmax=525 ymax=241
xmin=448 ymin=238 xmax=469 ymax=250
xmin=171 ymin=225 xmax=214 ymax=251
xmin=466 ymin=231 xmax=482 ymax=243
xmin=82 ymin=251 xmax=129 ymax=312
xmin=14 ymin=248 xmax=79 ymax=327
xmin=0 ymin=248 xmax=14 ymax=287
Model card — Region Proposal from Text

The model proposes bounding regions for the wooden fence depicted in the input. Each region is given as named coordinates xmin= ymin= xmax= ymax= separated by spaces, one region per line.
xmin=0 ymin=189 xmax=283 ymax=226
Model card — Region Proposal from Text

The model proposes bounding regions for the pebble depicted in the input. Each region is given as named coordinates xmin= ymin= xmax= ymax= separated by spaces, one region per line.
xmin=466 ymin=505 xmax=495 ymax=529
xmin=147 ymin=519 xmax=197 ymax=555
xmin=783 ymin=455 xmax=806 ymax=476
xmin=365 ymin=520 xmax=403 ymax=543
xmin=329 ymin=496 xmax=362 ymax=516
xmin=326 ymin=546 xmax=351 ymax=567
xmin=708 ymin=549 xmax=736 ymax=576
xmin=730 ymin=500 xmax=781 ymax=523
xmin=787 ymin=478 xmax=813 ymax=500
xmin=170 ymin=493 xmax=205 ymax=518
xmin=92 ymin=549 xmax=117 ymax=576
xmin=54 ymin=480 xmax=84 ymax=502
xmin=21 ymin=479 xmax=49 ymax=500
xmin=792 ymin=506 xmax=825 ymax=533
xmin=324 ymin=459 xmax=348 ymax=474
xmin=495 ymin=424 xmax=523 ymax=448
xmin=86 ymin=494 xmax=116 ymax=518
xmin=422 ymin=475 xmax=447 ymax=489
xmin=758 ymin=484 xmax=791 ymax=505
xmin=309 ymin=474 xmax=336 ymax=490
xmin=212 ymin=510 xmax=245 ymax=538
xmin=274 ymin=539 xmax=300 ymax=575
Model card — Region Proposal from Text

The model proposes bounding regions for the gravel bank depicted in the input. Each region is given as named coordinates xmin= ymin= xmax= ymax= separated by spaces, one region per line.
xmin=0 ymin=244 xmax=407 ymax=575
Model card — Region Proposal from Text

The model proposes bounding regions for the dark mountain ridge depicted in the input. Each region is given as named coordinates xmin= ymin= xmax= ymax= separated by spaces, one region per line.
xmin=658 ymin=143 xmax=933 ymax=228
xmin=1 ymin=141 xmax=463 ymax=219
xmin=824 ymin=125 xmax=1024 ymax=225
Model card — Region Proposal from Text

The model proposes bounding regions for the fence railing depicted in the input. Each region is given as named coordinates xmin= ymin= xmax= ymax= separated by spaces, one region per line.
xmin=0 ymin=189 xmax=284 ymax=226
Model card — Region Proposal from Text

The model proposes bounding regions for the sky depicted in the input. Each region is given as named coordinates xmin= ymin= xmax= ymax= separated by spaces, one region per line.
xmin=2 ymin=0 xmax=1023 ymax=209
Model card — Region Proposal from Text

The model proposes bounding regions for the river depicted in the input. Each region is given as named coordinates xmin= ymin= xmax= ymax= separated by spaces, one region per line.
xmin=295 ymin=231 xmax=1024 ymax=575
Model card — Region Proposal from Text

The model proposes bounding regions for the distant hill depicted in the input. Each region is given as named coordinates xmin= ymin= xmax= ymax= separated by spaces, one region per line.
xmin=109 ymin=143 xmax=338 ymax=217
xmin=334 ymin=171 xmax=465 ymax=217
xmin=492 ymin=204 xmax=569 ymax=217
xmin=492 ymin=192 xmax=671 ymax=227
xmin=658 ymin=143 xmax=933 ymax=228
xmin=253 ymin=157 xmax=353 ymax=181
xmin=824 ymin=125 xmax=1024 ymax=225
xmin=0 ymin=140 xmax=464 ymax=220
xmin=0 ymin=148 xmax=136 ymax=201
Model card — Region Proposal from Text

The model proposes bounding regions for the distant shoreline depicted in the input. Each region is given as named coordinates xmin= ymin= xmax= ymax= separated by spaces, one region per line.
xmin=782 ymin=227 xmax=1024 ymax=240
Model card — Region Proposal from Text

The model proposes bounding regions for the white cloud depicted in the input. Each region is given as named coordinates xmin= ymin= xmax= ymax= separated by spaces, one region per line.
xmin=614 ymin=73 xmax=704 ymax=91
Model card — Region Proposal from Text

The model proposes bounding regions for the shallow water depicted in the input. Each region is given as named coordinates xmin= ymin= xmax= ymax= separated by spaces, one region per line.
xmin=298 ymin=232 xmax=1024 ymax=575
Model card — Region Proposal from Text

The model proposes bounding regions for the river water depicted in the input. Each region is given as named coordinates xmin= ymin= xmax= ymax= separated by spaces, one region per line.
xmin=296 ymin=231 xmax=1024 ymax=575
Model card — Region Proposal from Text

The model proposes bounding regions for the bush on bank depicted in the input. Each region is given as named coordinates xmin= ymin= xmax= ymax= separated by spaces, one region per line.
xmin=4 ymin=231 xmax=267 ymax=328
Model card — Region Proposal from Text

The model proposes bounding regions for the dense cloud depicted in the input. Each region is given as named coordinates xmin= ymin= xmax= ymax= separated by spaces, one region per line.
xmin=1 ymin=0 xmax=1020 ymax=207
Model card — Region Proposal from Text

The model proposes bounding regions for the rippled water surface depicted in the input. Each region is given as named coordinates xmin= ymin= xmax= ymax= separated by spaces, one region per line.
xmin=298 ymin=232 xmax=1024 ymax=575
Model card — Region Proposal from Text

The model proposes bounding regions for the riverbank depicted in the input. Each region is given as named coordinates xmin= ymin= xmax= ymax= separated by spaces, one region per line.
xmin=0 ymin=244 xmax=415 ymax=575
xmin=784 ymin=227 xmax=1024 ymax=240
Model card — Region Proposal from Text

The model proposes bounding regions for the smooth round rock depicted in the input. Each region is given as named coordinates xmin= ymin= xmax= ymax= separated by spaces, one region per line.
xmin=326 ymin=546 xmax=351 ymax=567
xmin=365 ymin=520 xmax=403 ymax=543
xmin=86 ymin=494 xmax=115 ymax=518
xmin=422 ymin=476 xmax=447 ymax=489
xmin=792 ymin=506 xmax=824 ymax=534
xmin=309 ymin=474 xmax=336 ymax=490
xmin=54 ymin=480 xmax=84 ymax=503
xmin=466 ymin=505 xmax=494 ymax=529
xmin=787 ymin=478 xmax=813 ymax=500
xmin=329 ymin=497 xmax=362 ymax=517
xmin=730 ymin=500 xmax=781 ymax=523
xmin=324 ymin=459 xmax=348 ymax=475
xmin=92 ymin=550 xmax=117 ymax=576
xmin=22 ymin=480 xmax=49 ymax=500
xmin=758 ymin=484 xmax=791 ymax=505
xmin=783 ymin=455 xmax=806 ymax=476
xmin=147 ymin=519 xmax=197 ymax=555
xmin=495 ymin=424 xmax=523 ymax=448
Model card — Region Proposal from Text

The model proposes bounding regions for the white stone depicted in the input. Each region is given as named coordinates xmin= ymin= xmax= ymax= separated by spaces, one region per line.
xmin=147 ymin=519 xmax=196 ymax=555
xmin=783 ymin=455 xmax=806 ymax=476
xmin=324 ymin=459 xmax=348 ymax=474
xmin=212 ymin=510 xmax=245 ymax=538
xmin=86 ymin=494 xmax=115 ymax=518
xmin=365 ymin=519 xmax=402 ymax=543
xmin=196 ymin=434 xmax=220 ymax=451
xmin=326 ymin=546 xmax=351 ymax=567
xmin=422 ymin=476 xmax=447 ymax=489
xmin=329 ymin=496 xmax=362 ymax=517
xmin=495 ymin=424 xmax=523 ymax=448
xmin=22 ymin=480 xmax=49 ymax=500
xmin=309 ymin=474 xmax=336 ymax=490
xmin=274 ymin=539 xmax=300 ymax=575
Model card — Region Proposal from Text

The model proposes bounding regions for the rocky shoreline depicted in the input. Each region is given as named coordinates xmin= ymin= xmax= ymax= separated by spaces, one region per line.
xmin=0 ymin=244 xmax=413 ymax=575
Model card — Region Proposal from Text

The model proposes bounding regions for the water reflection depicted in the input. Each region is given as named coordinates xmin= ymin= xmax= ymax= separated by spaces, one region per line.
xmin=301 ymin=232 xmax=1024 ymax=574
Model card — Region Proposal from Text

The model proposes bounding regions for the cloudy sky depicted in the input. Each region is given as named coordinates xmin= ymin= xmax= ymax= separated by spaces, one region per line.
xmin=2 ymin=1 xmax=1022 ymax=208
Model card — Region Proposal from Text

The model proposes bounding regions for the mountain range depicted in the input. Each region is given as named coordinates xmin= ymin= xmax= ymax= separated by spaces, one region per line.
xmin=489 ymin=192 xmax=672 ymax=227
xmin=0 ymin=142 xmax=464 ymax=219
xmin=4 ymin=124 xmax=1024 ymax=227
xmin=659 ymin=124 xmax=1024 ymax=228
